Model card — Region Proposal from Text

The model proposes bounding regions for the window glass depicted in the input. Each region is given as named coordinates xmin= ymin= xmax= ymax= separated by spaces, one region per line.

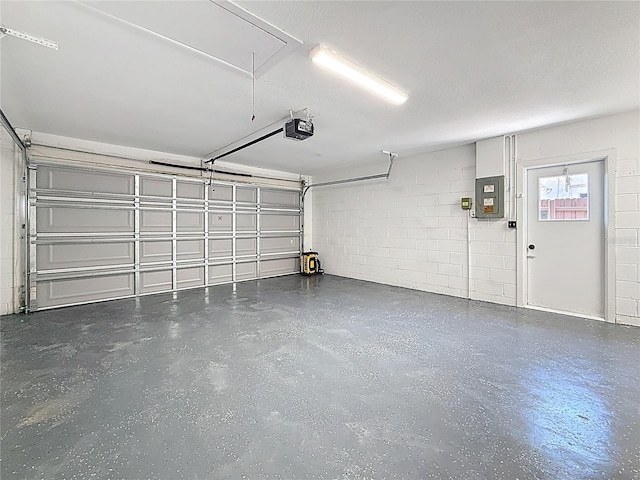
xmin=539 ymin=173 xmax=589 ymax=221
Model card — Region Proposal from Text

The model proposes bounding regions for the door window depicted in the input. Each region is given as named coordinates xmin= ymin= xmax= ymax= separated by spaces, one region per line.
xmin=538 ymin=173 xmax=589 ymax=221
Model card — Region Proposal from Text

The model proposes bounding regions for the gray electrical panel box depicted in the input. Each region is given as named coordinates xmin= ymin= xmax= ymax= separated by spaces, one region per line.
xmin=475 ymin=176 xmax=505 ymax=219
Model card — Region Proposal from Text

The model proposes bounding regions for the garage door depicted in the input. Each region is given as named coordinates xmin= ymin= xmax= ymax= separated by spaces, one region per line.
xmin=28 ymin=162 xmax=301 ymax=311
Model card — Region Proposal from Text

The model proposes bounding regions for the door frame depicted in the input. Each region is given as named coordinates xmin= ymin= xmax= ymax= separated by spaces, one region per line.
xmin=516 ymin=149 xmax=616 ymax=323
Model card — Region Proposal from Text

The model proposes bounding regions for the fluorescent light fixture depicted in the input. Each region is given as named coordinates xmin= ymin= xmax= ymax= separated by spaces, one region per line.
xmin=310 ymin=44 xmax=408 ymax=105
xmin=0 ymin=26 xmax=58 ymax=50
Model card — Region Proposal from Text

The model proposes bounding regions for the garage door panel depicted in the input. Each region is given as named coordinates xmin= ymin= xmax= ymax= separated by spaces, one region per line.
xmin=261 ymin=214 xmax=300 ymax=231
xmin=237 ymin=238 xmax=257 ymax=257
xmin=140 ymin=241 xmax=172 ymax=263
xmin=177 ymin=181 xmax=203 ymax=199
xmin=209 ymin=264 xmax=232 ymax=284
xmin=140 ymin=270 xmax=172 ymax=294
xmin=37 ymin=274 xmax=134 ymax=308
xmin=237 ymin=213 xmax=257 ymax=231
xmin=141 ymin=210 xmax=172 ymax=232
xmin=209 ymin=239 xmax=232 ymax=258
xmin=261 ymin=258 xmax=299 ymax=277
xmin=209 ymin=213 xmax=232 ymax=232
xmin=141 ymin=177 xmax=172 ymax=197
xmin=262 ymin=236 xmax=299 ymax=254
xmin=237 ymin=187 xmax=257 ymax=203
xmin=37 ymin=207 xmax=133 ymax=233
xmin=38 ymin=166 xmax=133 ymax=195
xmin=38 ymin=242 xmax=134 ymax=270
xmin=177 ymin=240 xmax=204 ymax=260
xmin=209 ymin=185 xmax=232 ymax=201
xmin=261 ymin=189 xmax=299 ymax=207
xmin=30 ymin=164 xmax=301 ymax=310
xmin=177 ymin=267 xmax=205 ymax=289
xmin=177 ymin=211 xmax=203 ymax=232
xmin=237 ymin=262 xmax=257 ymax=281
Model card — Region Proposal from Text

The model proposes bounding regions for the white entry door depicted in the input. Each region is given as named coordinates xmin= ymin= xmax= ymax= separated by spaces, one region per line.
xmin=526 ymin=160 xmax=605 ymax=318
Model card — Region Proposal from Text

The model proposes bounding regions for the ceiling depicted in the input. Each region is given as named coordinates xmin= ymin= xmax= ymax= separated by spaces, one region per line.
xmin=1 ymin=1 xmax=638 ymax=175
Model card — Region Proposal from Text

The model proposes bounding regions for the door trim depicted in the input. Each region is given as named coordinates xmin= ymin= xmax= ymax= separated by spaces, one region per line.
xmin=516 ymin=149 xmax=616 ymax=323
xmin=525 ymin=304 xmax=606 ymax=322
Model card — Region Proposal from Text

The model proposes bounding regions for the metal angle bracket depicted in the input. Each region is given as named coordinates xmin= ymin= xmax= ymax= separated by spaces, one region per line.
xmin=302 ymin=149 xmax=398 ymax=198
xmin=0 ymin=26 xmax=59 ymax=50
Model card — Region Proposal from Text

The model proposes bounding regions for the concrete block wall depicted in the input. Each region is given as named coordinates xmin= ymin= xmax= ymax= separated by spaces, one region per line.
xmin=1 ymin=128 xmax=16 ymax=315
xmin=611 ymin=145 xmax=637 ymax=326
xmin=614 ymin=156 xmax=640 ymax=325
xmin=312 ymin=110 xmax=639 ymax=326
xmin=469 ymin=190 xmax=517 ymax=305
xmin=312 ymin=144 xmax=477 ymax=298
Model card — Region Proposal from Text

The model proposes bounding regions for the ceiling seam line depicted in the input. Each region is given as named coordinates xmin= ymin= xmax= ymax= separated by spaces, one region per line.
xmin=77 ymin=1 xmax=252 ymax=78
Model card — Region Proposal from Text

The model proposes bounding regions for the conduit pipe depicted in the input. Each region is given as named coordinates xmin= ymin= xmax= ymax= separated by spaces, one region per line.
xmin=505 ymin=136 xmax=512 ymax=221
xmin=503 ymin=134 xmax=517 ymax=224
xmin=511 ymin=134 xmax=517 ymax=224
xmin=467 ymin=208 xmax=472 ymax=299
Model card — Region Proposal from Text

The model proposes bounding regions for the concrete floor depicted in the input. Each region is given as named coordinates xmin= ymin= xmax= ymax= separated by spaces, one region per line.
xmin=1 ymin=275 xmax=639 ymax=479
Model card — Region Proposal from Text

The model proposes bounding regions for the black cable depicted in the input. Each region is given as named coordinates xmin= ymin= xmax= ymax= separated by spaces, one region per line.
xmin=149 ymin=160 xmax=206 ymax=172
xmin=149 ymin=160 xmax=254 ymax=177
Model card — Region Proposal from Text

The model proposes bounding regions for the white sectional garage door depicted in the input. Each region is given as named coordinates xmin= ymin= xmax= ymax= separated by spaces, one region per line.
xmin=28 ymin=162 xmax=301 ymax=310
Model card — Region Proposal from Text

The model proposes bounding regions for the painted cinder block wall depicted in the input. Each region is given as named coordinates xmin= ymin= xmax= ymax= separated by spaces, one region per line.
xmin=1 ymin=111 xmax=637 ymax=323
xmin=311 ymin=110 xmax=640 ymax=326
xmin=311 ymin=145 xmax=477 ymax=298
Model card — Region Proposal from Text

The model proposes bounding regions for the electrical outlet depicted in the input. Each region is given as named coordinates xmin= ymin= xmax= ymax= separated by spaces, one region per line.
xmin=508 ymin=221 xmax=517 ymax=228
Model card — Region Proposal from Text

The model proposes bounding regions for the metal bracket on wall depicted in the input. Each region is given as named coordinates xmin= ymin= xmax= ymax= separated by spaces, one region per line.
xmin=0 ymin=107 xmax=26 ymax=152
xmin=302 ymin=150 xmax=397 ymax=200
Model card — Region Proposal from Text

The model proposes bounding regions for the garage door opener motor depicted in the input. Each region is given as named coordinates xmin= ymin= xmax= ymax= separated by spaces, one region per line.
xmin=301 ymin=252 xmax=324 ymax=276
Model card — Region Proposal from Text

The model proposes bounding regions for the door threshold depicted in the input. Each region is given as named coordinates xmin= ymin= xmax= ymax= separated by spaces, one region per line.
xmin=525 ymin=304 xmax=605 ymax=322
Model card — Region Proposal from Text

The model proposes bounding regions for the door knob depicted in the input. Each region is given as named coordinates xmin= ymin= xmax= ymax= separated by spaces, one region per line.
xmin=527 ymin=244 xmax=536 ymax=258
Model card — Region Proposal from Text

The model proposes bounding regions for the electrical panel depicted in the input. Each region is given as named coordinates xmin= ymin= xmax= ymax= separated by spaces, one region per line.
xmin=475 ymin=176 xmax=504 ymax=219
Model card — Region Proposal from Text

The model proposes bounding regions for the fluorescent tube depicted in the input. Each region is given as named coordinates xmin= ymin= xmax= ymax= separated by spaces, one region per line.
xmin=310 ymin=44 xmax=408 ymax=105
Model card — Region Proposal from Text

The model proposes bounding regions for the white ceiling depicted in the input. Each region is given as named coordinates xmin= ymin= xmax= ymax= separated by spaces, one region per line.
xmin=1 ymin=1 xmax=638 ymax=175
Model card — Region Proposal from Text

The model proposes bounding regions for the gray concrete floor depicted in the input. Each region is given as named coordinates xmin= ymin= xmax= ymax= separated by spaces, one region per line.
xmin=1 ymin=275 xmax=639 ymax=479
